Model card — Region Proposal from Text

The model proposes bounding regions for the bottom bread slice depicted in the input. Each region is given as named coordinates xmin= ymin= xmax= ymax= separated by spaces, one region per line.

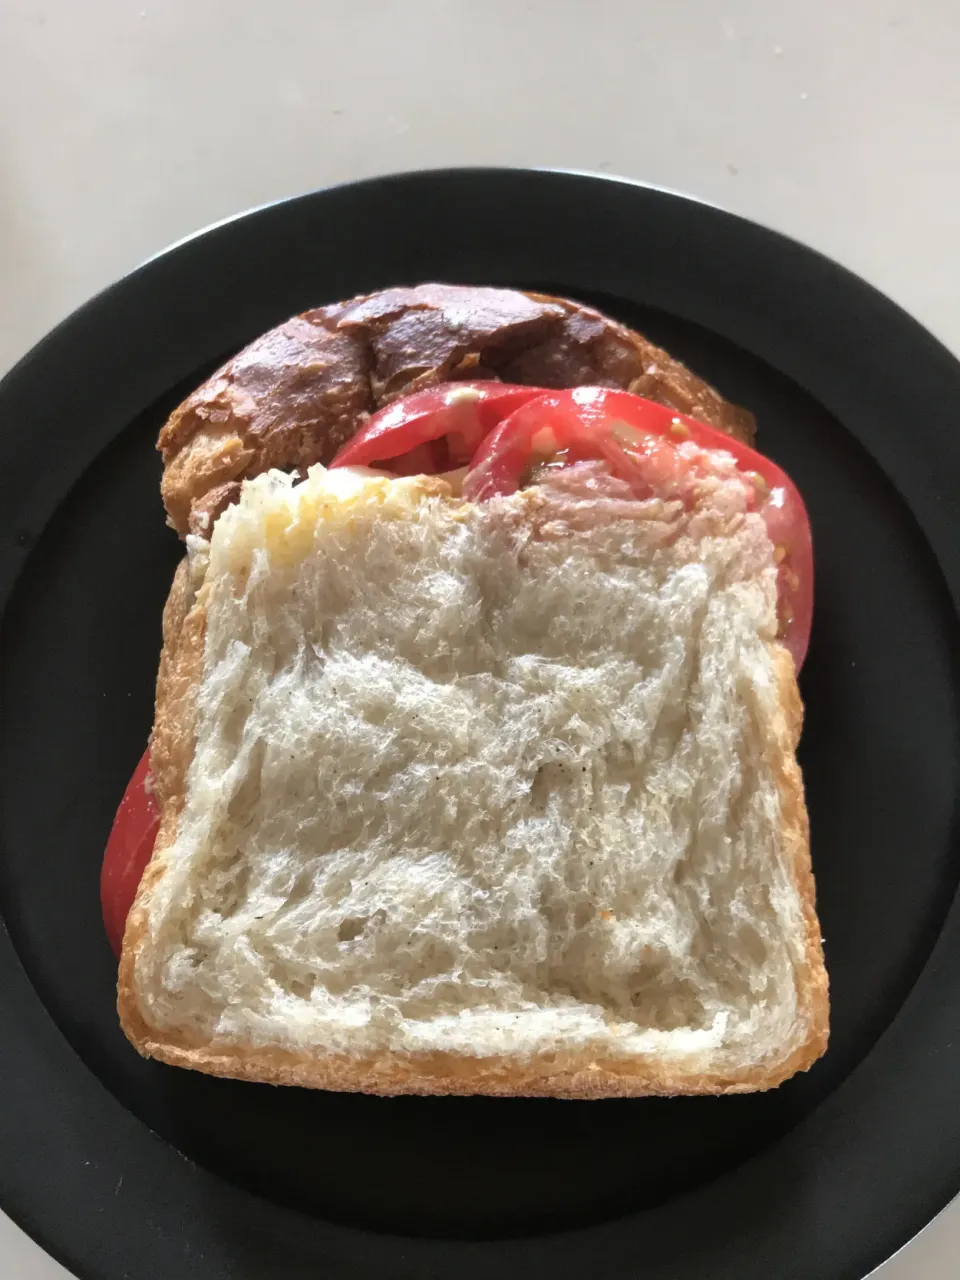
xmin=119 ymin=464 xmax=828 ymax=1096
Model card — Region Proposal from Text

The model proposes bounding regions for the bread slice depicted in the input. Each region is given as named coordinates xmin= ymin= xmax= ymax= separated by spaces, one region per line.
xmin=119 ymin=462 xmax=828 ymax=1096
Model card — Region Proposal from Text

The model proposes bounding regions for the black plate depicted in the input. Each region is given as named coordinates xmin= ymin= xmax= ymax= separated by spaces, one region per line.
xmin=1 ymin=168 xmax=959 ymax=1280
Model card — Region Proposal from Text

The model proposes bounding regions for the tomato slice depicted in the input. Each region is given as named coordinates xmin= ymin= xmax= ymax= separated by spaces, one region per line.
xmin=100 ymin=749 xmax=160 ymax=956
xmin=463 ymin=387 xmax=813 ymax=670
xmin=330 ymin=381 xmax=541 ymax=474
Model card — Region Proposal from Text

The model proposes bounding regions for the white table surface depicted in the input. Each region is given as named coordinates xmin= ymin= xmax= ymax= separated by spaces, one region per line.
xmin=1 ymin=1 xmax=958 ymax=1276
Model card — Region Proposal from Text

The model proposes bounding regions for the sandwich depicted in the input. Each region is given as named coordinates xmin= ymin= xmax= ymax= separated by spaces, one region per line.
xmin=102 ymin=284 xmax=828 ymax=1097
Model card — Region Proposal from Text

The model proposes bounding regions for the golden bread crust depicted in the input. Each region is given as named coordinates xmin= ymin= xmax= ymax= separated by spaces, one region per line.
xmin=157 ymin=285 xmax=756 ymax=536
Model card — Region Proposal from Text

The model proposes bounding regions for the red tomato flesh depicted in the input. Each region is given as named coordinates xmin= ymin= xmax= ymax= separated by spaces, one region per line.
xmin=330 ymin=382 xmax=541 ymax=473
xmin=100 ymin=750 xmax=160 ymax=956
xmin=463 ymin=387 xmax=813 ymax=669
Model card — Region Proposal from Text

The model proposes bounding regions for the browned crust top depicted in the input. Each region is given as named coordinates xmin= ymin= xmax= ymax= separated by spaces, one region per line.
xmin=157 ymin=284 xmax=756 ymax=537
